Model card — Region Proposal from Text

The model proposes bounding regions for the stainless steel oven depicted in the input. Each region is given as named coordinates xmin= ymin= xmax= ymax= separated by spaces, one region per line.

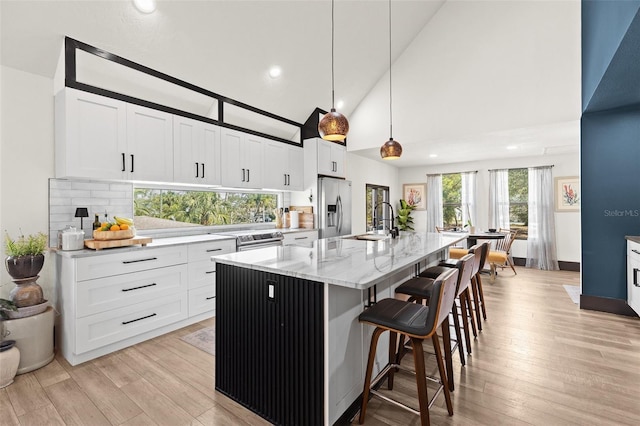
xmin=219 ymin=230 xmax=284 ymax=252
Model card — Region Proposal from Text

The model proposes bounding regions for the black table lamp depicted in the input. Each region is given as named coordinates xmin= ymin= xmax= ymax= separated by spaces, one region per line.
xmin=75 ymin=207 xmax=89 ymax=230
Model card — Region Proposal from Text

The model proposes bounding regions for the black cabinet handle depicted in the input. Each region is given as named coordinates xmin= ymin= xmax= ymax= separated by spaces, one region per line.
xmin=205 ymin=270 xmax=215 ymax=274
xmin=131 ymin=154 xmax=134 ymax=173
xmin=122 ymin=257 xmax=157 ymax=264
xmin=205 ymin=296 xmax=215 ymax=300
xmin=195 ymin=162 xmax=199 ymax=178
xmin=633 ymin=250 xmax=640 ymax=255
xmin=242 ymin=168 xmax=246 ymax=182
xmin=122 ymin=313 xmax=156 ymax=325
xmin=201 ymin=163 xmax=205 ymax=178
xmin=122 ymin=283 xmax=157 ymax=292
xmin=247 ymin=169 xmax=250 ymax=182
xmin=121 ymin=153 xmax=126 ymax=171
xmin=635 ymin=268 xmax=640 ymax=287
xmin=294 ymin=237 xmax=308 ymax=240
xmin=284 ymin=174 xmax=287 ymax=186
xmin=206 ymin=248 xmax=222 ymax=252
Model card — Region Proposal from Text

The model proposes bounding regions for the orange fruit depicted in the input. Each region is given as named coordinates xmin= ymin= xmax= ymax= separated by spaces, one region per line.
xmin=120 ymin=224 xmax=129 ymax=230
xmin=110 ymin=224 xmax=121 ymax=231
xmin=101 ymin=222 xmax=109 ymax=228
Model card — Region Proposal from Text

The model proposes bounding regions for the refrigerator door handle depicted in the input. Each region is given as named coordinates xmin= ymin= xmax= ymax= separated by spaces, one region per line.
xmin=337 ymin=195 xmax=343 ymax=234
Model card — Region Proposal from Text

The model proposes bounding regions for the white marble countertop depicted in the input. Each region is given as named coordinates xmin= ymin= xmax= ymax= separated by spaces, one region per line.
xmin=212 ymin=232 xmax=464 ymax=290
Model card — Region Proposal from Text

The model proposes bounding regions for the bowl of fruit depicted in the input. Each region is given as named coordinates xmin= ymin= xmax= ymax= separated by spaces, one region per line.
xmin=93 ymin=216 xmax=136 ymax=240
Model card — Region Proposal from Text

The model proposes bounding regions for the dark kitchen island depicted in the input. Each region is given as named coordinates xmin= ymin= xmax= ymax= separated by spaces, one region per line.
xmin=212 ymin=232 xmax=464 ymax=426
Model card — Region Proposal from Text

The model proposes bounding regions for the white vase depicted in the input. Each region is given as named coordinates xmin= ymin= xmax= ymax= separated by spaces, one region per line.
xmin=0 ymin=343 xmax=20 ymax=388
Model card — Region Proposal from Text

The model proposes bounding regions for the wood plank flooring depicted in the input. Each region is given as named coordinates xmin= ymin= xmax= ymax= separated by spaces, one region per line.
xmin=2 ymin=267 xmax=639 ymax=425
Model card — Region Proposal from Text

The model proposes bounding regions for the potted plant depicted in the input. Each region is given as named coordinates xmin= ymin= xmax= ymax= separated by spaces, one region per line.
xmin=4 ymin=231 xmax=48 ymax=308
xmin=396 ymin=199 xmax=415 ymax=232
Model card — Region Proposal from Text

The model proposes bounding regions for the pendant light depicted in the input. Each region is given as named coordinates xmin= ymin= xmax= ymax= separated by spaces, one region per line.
xmin=318 ymin=0 xmax=349 ymax=142
xmin=380 ymin=0 xmax=402 ymax=160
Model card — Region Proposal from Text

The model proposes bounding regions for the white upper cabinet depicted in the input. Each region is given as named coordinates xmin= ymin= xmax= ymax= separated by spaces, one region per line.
xmin=314 ymin=138 xmax=347 ymax=178
xmin=55 ymin=88 xmax=128 ymax=180
xmin=55 ymin=88 xmax=173 ymax=182
xmin=126 ymin=104 xmax=173 ymax=182
xmin=220 ymin=128 xmax=264 ymax=188
xmin=173 ymin=116 xmax=221 ymax=185
xmin=263 ymin=140 xmax=304 ymax=191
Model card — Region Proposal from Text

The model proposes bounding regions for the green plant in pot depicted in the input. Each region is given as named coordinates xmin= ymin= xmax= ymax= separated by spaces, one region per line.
xmin=4 ymin=231 xmax=47 ymax=308
xmin=396 ymin=199 xmax=415 ymax=232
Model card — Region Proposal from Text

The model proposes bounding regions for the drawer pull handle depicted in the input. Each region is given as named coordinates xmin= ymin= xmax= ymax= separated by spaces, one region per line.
xmin=205 ymin=270 xmax=215 ymax=274
xmin=294 ymin=237 xmax=308 ymax=240
xmin=206 ymin=248 xmax=222 ymax=252
xmin=122 ymin=313 xmax=156 ymax=325
xmin=122 ymin=283 xmax=157 ymax=292
xmin=206 ymin=296 xmax=215 ymax=300
xmin=635 ymin=268 xmax=640 ymax=287
xmin=122 ymin=257 xmax=157 ymax=264
xmin=633 ymin=250 xmax=640 ymax=255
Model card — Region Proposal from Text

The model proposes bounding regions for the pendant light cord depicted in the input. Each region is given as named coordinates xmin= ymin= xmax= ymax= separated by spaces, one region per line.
xmin=331 ymin=0 xmax=336 ymax=109
xmin=389 ymin=0 xmax=393 ymax=139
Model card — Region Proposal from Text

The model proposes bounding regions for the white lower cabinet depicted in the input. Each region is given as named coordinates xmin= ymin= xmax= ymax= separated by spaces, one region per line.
xmin=283 ymin=230 xmax=318 ymax=246
xmin=187 ymin=239 xmax=236 ymax=317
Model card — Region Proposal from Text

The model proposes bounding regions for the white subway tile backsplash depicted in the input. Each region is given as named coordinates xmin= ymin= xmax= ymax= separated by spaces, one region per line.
xmin=49 ymin=178 xmax=134 ymax=244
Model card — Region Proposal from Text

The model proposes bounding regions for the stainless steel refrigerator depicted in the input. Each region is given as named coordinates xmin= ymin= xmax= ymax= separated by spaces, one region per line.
xmin=318 ymin=177 xmax=352 ymax=239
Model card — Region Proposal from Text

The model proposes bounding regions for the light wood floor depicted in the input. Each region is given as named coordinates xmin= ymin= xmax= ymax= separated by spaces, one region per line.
xmin=2 ymin=267 xmax=639 ymax=426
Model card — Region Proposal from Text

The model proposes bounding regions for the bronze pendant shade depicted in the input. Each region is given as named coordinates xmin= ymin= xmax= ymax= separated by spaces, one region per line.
xmin=380 ymin=137 xmax=402 ymax=160
xmin=318 ymin=0 xmax=349 ymax=142
xmin=319 ymin=108 xmax=349 ymax=142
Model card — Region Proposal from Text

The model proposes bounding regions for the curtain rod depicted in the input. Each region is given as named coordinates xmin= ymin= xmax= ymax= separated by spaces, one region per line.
xmin=487 ymin=165 xmax=554 ymax=172
xmin=426 ymin=170 xmax=478 ymax=177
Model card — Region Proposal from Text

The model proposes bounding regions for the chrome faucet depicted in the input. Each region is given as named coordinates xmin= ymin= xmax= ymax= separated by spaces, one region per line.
xmin=373 ymin=201 xmax=398 ymax=239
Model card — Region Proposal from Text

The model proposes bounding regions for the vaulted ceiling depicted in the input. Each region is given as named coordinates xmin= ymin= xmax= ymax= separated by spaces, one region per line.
xmin=0 ymin=0 xmax=581 ymax=167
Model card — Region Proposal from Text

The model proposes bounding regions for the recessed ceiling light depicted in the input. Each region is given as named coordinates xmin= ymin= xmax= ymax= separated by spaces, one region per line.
xmin=429 ymin=154 xmax=438 ymax=158
xmin=506 ymin=145 xmax=518 ymax=150
xmin=336 ymin=100 xmax=345 ymax=109
xmin=269 ymin=66 xmax=282 ymax=79
xmin=133 ymin=0 xmax=156 ymax=14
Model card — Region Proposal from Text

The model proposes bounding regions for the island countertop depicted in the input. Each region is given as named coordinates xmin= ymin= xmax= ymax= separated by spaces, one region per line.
xmin=212 ymin=231 xmax=465 ymax=290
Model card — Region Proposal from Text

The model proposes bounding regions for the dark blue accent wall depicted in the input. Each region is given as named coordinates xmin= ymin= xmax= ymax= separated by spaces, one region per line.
xmin=582 ymin=1 xmax=640 ymax=305
xmin=582 ymin=1 xmax=640 ymax=112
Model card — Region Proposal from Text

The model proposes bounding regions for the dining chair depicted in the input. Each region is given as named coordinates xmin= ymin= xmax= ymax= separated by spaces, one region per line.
xmin=487 ymin=229 xmax=518 ymax=281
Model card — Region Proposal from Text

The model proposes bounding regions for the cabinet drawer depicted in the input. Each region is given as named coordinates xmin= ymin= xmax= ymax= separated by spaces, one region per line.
xmin=283 ymin=230 xmax=318 ymax=246
xmin=188 ymin=286 xmax=216 ymax=317
xmin=76 ymin=293 xmax=188 ymax=354
xmin=76 ymin=264 xmax=188 ymax=318
xmin=188 ymin=260 xmax=216 ymax=290
xmin=77 ymin=245 xmax=188 ymax=281
xmin=188 ymin=239 xmax=236 ymax=262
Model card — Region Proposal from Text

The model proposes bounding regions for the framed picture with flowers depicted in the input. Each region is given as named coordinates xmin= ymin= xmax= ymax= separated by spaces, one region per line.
xmin=555 ymin=176 xmax=580 ymax=212
xmin=402 ymin=183 xmax=426 ymax=211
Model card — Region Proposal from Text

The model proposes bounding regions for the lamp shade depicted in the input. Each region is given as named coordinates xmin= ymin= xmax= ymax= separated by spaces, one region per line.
xmin=380 ymin=138 xmax=402 ymax=160
xmin=318 ymin=108 xmax=349 ymax=142
xmin=74 ymin=207 xmax=89 ymax=218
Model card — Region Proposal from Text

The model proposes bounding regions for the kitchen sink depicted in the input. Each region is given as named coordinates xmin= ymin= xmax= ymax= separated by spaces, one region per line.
xmin=342 ymin=233 xmax=390 ymax=241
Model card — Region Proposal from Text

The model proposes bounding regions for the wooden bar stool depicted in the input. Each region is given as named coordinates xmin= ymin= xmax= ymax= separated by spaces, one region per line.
xmin=403 ymin=254 xmax=477 ymax=362
xmin=358 ymin=268 xmax=458 ymax=426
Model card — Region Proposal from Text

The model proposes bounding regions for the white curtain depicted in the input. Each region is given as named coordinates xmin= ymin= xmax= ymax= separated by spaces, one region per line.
xmin=489 ymin=169 xmax=510 ymax=230
xmin=526 ymin=166 xmax=559 ymax=270
xmin=426 ymin=174 xmax=443 ymax=232
xmin=461 ymin=172 xmax=477 ymax=229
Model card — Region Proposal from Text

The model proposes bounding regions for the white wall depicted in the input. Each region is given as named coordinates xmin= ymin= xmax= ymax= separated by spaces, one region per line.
xmin=398 ymin=152 xmax=580 ymax=263
xmin=346 ymin=153 xmax=400 ymax=236
xmin=1 ymin=66 xmax=55 ymax=299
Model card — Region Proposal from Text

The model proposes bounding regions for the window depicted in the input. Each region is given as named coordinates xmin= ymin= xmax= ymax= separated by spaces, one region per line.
xmin=366 ymin=184 xmax=389 ymax=231
xmin=508 ymin=168 xmax=528 ymax=239
xmin=442 ymin=173 xmax=462 ymax=228
xmin=133 ymin=188 xmax=278 ymax=230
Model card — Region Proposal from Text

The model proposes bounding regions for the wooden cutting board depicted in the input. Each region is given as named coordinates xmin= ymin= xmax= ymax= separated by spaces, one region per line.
xmin=85 ymin=236 xmax=152 ymax=251
xmin=288 ymin=206 xmax=314 ymax=229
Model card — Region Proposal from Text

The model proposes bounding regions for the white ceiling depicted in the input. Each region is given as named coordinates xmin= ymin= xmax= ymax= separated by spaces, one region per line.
xmin=0 ymin=0 xmax=581 ymax=167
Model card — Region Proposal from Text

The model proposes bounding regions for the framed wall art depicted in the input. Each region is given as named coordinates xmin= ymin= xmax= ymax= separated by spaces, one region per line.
xmin=402 ymin=183 xmax=426 ymax=211
xmin=555 ymin=176 xmax=580 ymax=212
